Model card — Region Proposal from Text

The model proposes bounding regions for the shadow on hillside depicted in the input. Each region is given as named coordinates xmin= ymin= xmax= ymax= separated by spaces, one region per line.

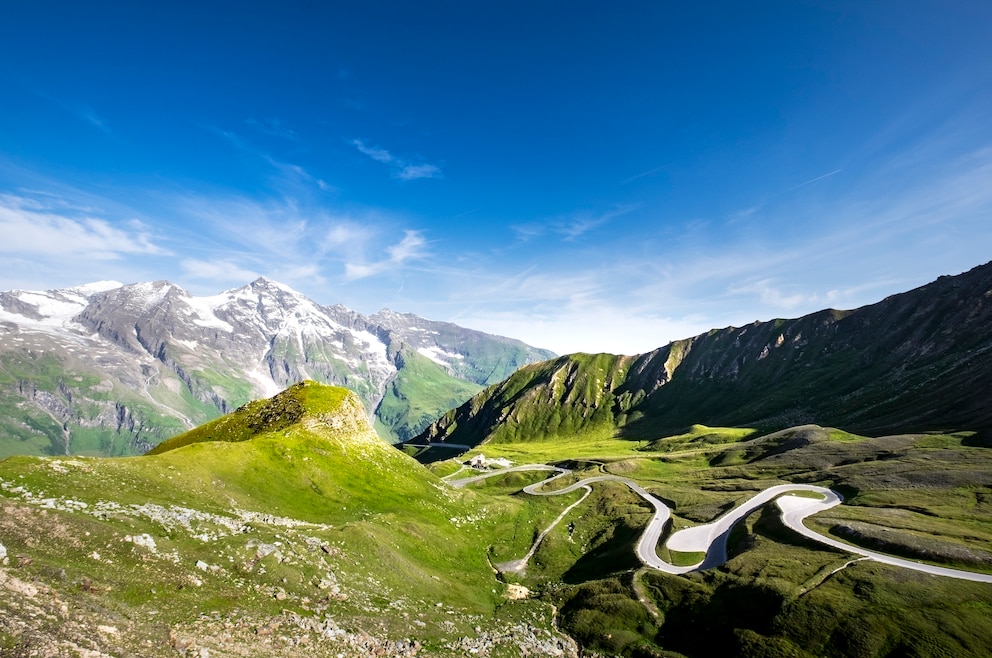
xmin=562 ymin=520 xmax=643 ymax=584
xmin=962 ymin=427 xmax=992 ymax=447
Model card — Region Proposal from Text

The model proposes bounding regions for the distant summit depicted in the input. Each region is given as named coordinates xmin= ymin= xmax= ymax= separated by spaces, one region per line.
xmin=0 ymin=278 xmax=554 ymax=457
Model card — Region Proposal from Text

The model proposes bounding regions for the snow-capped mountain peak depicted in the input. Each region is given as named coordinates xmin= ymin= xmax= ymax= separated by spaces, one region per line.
xmin=0 ymin=278 xmax=556 ymax=456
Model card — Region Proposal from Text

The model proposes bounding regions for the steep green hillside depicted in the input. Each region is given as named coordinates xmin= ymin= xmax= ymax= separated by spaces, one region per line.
xmin=0 ymin=382 xmax=574 ymax=656
xmin=0 ymin=349 xmax=198 ymax=458
xmin=422 ymin=353 xmax=634 ymax=448
xmin=373 ymin=347 xmax=483 ymax=443
xmin=5 ymin=381 xmax=992 ymax=656
xmin=147 ymin=381 xmax=352 ymax=454
xmin=418 ymin=261 xmax=992 ymax=451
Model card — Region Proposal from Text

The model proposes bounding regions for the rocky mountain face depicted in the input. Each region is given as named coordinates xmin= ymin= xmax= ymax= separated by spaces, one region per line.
xmin=0 ymin=278 xmax=554 ymax=456
xmin=418 ymin=261 xmax=992 ymax=449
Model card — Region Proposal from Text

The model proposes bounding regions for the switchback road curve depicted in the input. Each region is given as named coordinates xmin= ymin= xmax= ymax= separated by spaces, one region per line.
xmin=446 ymin=465 xmax=992 ymax=583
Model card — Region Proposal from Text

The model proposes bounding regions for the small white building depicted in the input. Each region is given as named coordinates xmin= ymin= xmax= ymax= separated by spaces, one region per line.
xmin=467 ymin=454 xmax=513 ymax=470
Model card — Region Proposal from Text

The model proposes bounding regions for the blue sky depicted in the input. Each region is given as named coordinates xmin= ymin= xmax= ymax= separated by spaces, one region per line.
xmin=2 ymin=1 xmax=991 ymax=355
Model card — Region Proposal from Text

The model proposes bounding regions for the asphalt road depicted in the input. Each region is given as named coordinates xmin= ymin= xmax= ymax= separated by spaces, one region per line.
xmin=448 ymin=464 xmax=992 ymax=582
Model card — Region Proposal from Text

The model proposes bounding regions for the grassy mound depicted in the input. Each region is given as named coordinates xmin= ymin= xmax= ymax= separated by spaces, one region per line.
xmin=147 ymin=380 xmax=355 ymax=454
xmin=0 ymin=382 xmax=570 ymax=656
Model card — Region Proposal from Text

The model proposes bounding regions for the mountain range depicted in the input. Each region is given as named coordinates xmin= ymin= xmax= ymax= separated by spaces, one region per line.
xmin=4 ymin=263 xmax=992 ymax=656
xmin=416 ymin=260 xmax=992 ymax=453
xmin=0 ymin=277 xmax=554 ymax=457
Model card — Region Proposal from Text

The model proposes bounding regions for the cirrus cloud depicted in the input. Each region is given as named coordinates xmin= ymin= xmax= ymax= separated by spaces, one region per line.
xmin=351 ymin=139 xmax=443 ymax=180
xmin=0 ymin=193 xmax=164 ymax=259
xmin=345 ymin=230 xmax=430 ymax=280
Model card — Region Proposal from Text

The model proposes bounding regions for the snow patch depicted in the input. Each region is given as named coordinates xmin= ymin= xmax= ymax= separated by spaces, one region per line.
xmin=0 ymin=290 xmax=89 ymax=334
xmin=350 ymin=329 xmax=389 ymax=364
xmin=417 ymin=346 xmax=464 ymax=365
xmin=245 ymin=367 xmax=282 ymax=398
xmin=129 ymin=281 xmax=174 ymax=307
xmin=69 ymin=281 xmax=123 ymax=295
xmin=184 ymin=294 xmax=235 ymax=332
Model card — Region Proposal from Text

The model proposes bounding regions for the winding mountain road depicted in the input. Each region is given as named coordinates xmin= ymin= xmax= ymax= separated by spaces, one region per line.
xmin=447 ymin=465 xmax=992 ymax=582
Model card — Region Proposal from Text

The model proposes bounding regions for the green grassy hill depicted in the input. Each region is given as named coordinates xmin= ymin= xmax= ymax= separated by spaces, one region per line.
xmin=5 ymin=381 xmax=992 ymax=656
xmin=373 ymin=347 xmax=484 ymax=443
xmin=437 ymin=423 xmax=992 ymax=657
xmin=0 ymin=382 xmax=574 ymax=656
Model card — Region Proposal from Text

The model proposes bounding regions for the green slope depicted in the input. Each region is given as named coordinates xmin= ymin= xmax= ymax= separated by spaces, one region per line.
xmin=418 ymin=261 xmax=992 ymax=451
xmin=373 ymin=347 xmax=483 ymax=443
xmin=0 ymin=349 xmax=202 ymax=458
xmin=0 ymin=382 xmax=571 ymax=656
xmin=439 ymin=423 xmax=992 ymax=657
xmin=147 ymin=380 xmax=352 ymax=454
xmin=5 ymin=380 xmax=992 ymax=656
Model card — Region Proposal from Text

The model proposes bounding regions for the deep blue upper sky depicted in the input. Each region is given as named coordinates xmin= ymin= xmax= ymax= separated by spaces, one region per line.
xmin=2 ymin=1 xmax=991 ymax=354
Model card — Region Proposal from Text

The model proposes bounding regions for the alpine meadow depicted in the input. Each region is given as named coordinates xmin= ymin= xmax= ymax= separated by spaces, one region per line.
xmin=3 ymin=3 xmax=992 ymax=657
xmin=2 ymin=263 xmax=992 ymax=656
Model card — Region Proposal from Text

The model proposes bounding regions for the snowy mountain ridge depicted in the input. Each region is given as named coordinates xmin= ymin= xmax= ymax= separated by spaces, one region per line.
xmin=0 ymin=277 xmax=555 ymax=456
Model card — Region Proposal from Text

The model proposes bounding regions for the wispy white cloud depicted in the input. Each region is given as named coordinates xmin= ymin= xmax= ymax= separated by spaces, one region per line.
xmin=351 ymin=139 xmax=443 ymax=180
xmin=322 ymin=223 xmax=375 ymax=252
xmin=620 ymin=165 xmax=665 ymax=185
xmin=509 ymin=223 xmax=545 ymax=241
xmin=352 ymin=140 xmax=394 ymax=164
xmin=727 ymin=278 xmax=812 ymax=310
xmin=173 ymin=190 xmax=431 ymax=291
xmin=273 ymin=263 xmax=324 ymax=282
xmin=37 ymin=92 xmax=113 ymax=136
xmin=558 ymin=206 xmax=636 ymax=241
xmin=0 ymin=193 xmax=163 ymax=259
xmin=513 ymin=205 xmax=636 ymax=242
xmin=178 ymin=195 xmax=310 ymax=262
xmin=345 ymin=230 xmax=430 ymax=280
xmin=77 ymin=104 xmax=112 ymax=135
xmin=211 ymin=126 xmax=252 ymax=153
xmin=386 ymin=230 xmax=428 ymax=262
xmin=397 ymin=163 xmax=442 ymax=180
xmin=178 ymin=208 xmax=332 ymax=288
xmin=730 ymin=205 xmax=762 ymax=221
xmin=728 ymin=169 xmax=843 ymax=223
xmin=781 ymin=168 xmax=843 ymax=194
xmin=209 ymin=125 xmax=326 ymax=195
xmin=180 ymin=258 xmax=259 ymax=283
